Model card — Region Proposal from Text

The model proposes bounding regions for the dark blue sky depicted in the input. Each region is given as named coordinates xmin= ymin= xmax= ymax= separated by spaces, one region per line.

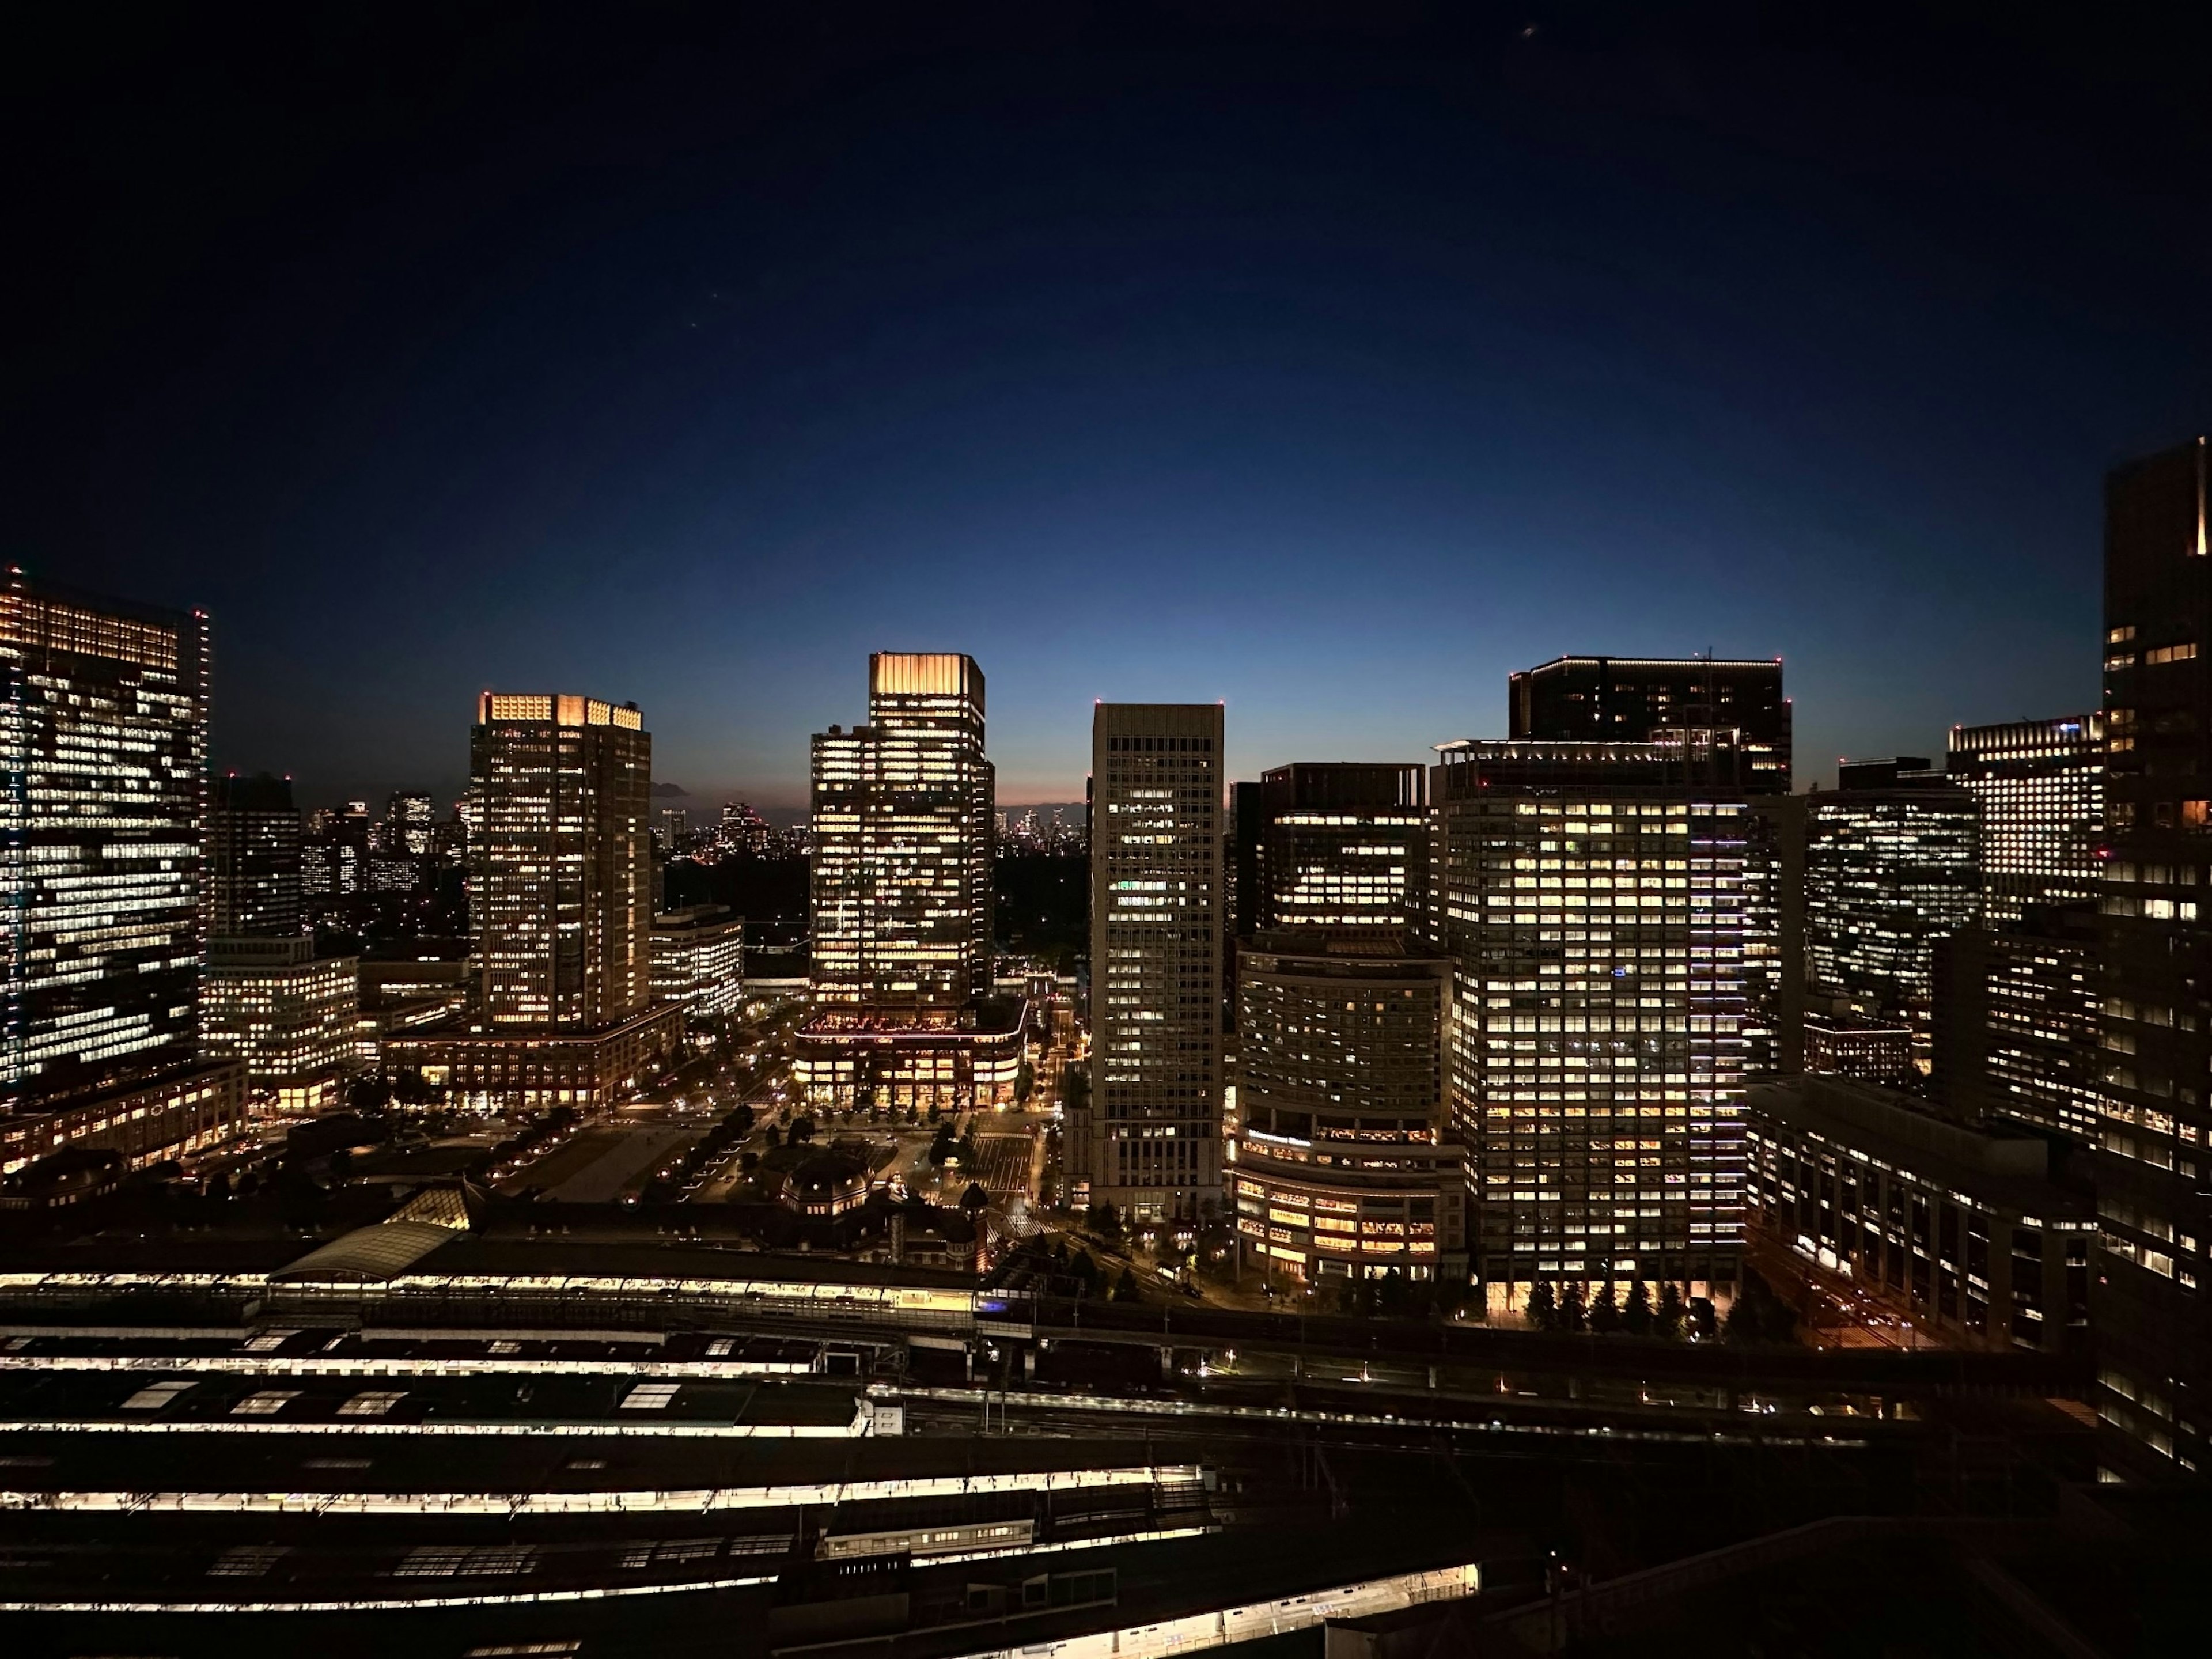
xmin=27 ymin=5 xmax=2212 ymax=808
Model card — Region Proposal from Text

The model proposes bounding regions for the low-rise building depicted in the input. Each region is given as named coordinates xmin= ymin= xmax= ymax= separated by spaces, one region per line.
xmin=384 ymin=1004 xmax=683 ymax=1112
xmin=0 ymin=1061 xmax=245 ymax=1180
xmin=1744 ymin=1074 xmax=2091 ymax=1353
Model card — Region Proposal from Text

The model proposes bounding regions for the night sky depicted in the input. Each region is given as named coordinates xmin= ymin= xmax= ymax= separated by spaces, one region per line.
xmin=25 ymin=5 xmax=2212 ymax=809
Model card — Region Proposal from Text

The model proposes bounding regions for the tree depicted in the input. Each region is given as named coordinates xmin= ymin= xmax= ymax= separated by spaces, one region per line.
xmin=1687 ymin=1295 xmax=1717 ymax=1341
xmin=763 ymin=1124 xmax=782 ymax=1150
xmin=1113 ymin=1267 xmax=1142 ymax=1302
xmin=789 ymin=1115 xmax=816 ymax=1146
xmin=1557 ymin=1281 xmax=1588 ymax=1334
xmin=1067 ymin=1251 xmax=1102 ymax=1293
xmin=1624 ymin=1280 xmax=1654 ymax=1338
xmin=960 ymin=1181 xmax=989 ymax=1217
xmin=1014 ymin=1060 xmax=1035 ymax=1105
xmin=1525 ymin=1279 xmax=1558 ymax=1331
xmin=1589 ymin=1280 xmax=1621 ymax=1334
xmin=1087 ymin=1199 xmax=1122 ymax=1241
xmin=1724 ymin=1289 xmax=1764 ymax=1346
xmin=206 ymin=1172 xmax=232 ymax=1203
xmin=327 ymin=1147 xmax=354 ymax=1184
xmin=1656 ymin=1283 xmax=1685 ymax=1340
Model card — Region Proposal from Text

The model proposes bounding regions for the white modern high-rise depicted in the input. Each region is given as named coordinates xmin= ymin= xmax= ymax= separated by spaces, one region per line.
xmin=1077 ymin=702 xmax=1224 ymax=1226
xmin=1433 ymin=736 xmax=1750 ymax=1316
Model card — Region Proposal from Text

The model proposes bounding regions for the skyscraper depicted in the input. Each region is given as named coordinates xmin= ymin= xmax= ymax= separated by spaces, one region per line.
xmin=387 ymin=692 xmax=678 ymax=1109
xmin=796 ymin=654 xmax=1016 ymax=1111
xmin=2093 ymin=434 xmax=2212 ymax=1482
xmin=1078 ymin=703 xmax=1224 ymax=1226
xmin=207 ymin=772 xmax=304 ymax=940
xmin=1948 ymin=716 xmax=2104 ymax=927
xmin=1931 ymin=904 xmax=2101 ymax=1143
xmin=1433 ymin=736 xmax=1749 ymax=1314
xmin=1254 ymin=762 xmax=1429 ymax=935
xmin=1 ymin=571 xmax=209 ymax=1105
xmin=1512 ymin=656 xmax=1791 ymax=1074
xmin=1510 ymin=656 xmax=1791 ymax=794
xmin=469 ymin=693 xmax=652 ymax=1028
xmin=1802 ymin=765 xmax=1981 ymax=1068
xmin=0 ymin=570 xmax=243 ymax=1175
xmin=202 ymin=771 xmax=357 ymax=1112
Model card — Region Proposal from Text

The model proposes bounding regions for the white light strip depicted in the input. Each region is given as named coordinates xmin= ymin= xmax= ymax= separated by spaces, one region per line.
xmin=0 ymin=1573 xmax=779 ymax=1615
xmin=946 ymin=1561 xmax=1482 ymax=1659
xmin=0 ymin=1419 xmax=857 ymax=1439
xmin=0 ymin=1355 xmax=811 ymax=1380
xmin=886 ymin=1388 xmax=1872 ymax=1451
xmin=0 ymin=1465 xmax=1192 ymax=1516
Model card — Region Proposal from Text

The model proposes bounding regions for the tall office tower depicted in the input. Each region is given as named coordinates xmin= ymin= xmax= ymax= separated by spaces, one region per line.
xmin=1433 ymin=736 xmax=1749 ymax=1315
xmin=468 ymin=693 xmax=652 ymax=1028
xmin=1802 ymin=763 xmax=1980 ymax=1069
xmin=1513 ymin=656 xmax=1791 ymax=1073
xmin=1 ymin=571 xmax=209 ymax=1105
xmin=1078 ymin=703 xmax=1224 ymax=1226
xmin=2093 ymin=434 xmax=2212 ymax=1482
xmin=1948 ymin=717 xmax=2104 ymax=927
xmin=1229 ymin=781 xmax=1266 ymax=941
xmin=203 ymin=770 xmax=357 ymax=1111
xmin=208 ymin=773 xmax=304 ymax=938
xmin=1254 ymin=763 xmax=1429 ymax=934
xmin=388 ymin=694 xmax=676 ymax=1109
xmin=387 ymin=790 xmax=435 ymax=856
xmin=1510 ymin=656 xmax=1791 ymax=794
xmin=1230 ymin=934 xmax=1461 ymax=1288
xmin=0 ymin=571 xmax=243 ymax=1173
xmin=796 ymin=655 xmax=1016 ymax=1111
xmin=1931 ymin=903 xmax=2100 ymax=1143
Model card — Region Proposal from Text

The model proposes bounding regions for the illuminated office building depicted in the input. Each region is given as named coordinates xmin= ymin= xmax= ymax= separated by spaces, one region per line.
xmin=390 ymin=693 xmax=677 ymax=1110
xmin=1513 ymin=656 xmax=1790 ymax=1077
xmin=207 ymin=773 xmax=303 ymax=939
xmin=1433 ymin=736 xmax=1748 ymax=1313
xmin=1947 ymin=716 xmax=2103 ymax=927
xmin=1510 ymin=656 xmax=1791 ymax=794
xmin=386 ymin=790 xmax=435 ymax=857
xmin=201 ymin=940 xmax=359 ymax=1112
xmin=1075 ymin=703 xmax=1224 ymax=1225
xmin=0 ymin=570 xmax=243 ymax=1166
xmin=2092 ymin=435 xmax=2212 ymax=1481
xmin=656 ymin=806 xmax=689 ymax=849
xmin=1 ymin=571 xmax=209 ymax=1107
xmin=1802 ymin=762 xmax=1980 ymax=1068
xmin=1932 ymin=903 xmax=2100 ymax=1144
xmin=796 ymin=654 xmax=1016 ymax=1111
xmin=652 ymin=905 xmax=747 ymax=1020
xmin=1254 ymin=763 xmax=1428 ymax=935
xmin=1230 ymin=934 xmax=1461 ymax=1285
xmin=469 ymin=692 xmax=652 ymax=1028
xmin=203 ymin=770 xmax=358 ymax=1109
xmin=1744 ymin=1075 xmax=2092 ymax=1355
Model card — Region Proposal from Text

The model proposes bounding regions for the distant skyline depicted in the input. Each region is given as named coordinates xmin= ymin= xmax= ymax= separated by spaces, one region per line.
xmin=32 ymin=11 xmax=2208 ymax=813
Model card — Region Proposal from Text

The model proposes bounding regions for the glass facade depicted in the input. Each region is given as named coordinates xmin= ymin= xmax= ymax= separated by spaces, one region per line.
xmin=1 ymin=573 xmax=209 ymax=1109
xmin=1948 ymin=716 xmax=2104 ymax=927
xmin=1256 ymin=762 xmax=1427 ymax=934
xmin=1804 ymin=782 xmax=1981 ymax=1066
